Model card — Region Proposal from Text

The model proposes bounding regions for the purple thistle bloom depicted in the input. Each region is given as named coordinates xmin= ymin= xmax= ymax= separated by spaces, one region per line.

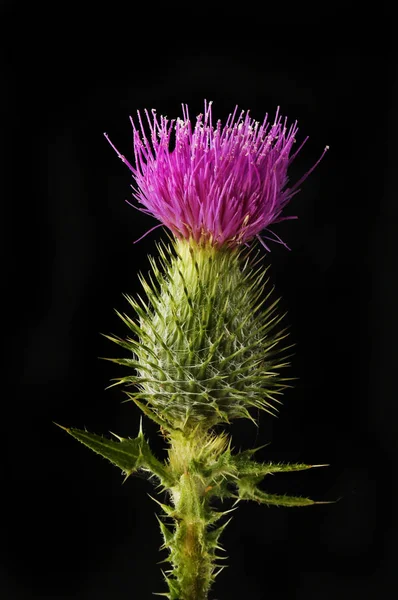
xmin=105 ymin=101 xmax=327 ymax=249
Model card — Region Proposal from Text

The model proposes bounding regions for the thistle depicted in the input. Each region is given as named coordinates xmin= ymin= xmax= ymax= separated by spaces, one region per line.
xmin=59 ymin=101 xmax=329 ymax=599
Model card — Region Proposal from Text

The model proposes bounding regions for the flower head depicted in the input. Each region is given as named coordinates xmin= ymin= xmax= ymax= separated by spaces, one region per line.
xmin=105 ymin=101 xmax=327 ymax=249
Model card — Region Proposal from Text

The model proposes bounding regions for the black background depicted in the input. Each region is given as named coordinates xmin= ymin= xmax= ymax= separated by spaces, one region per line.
xmin=2 ymin=2 xmax=397 ymax=598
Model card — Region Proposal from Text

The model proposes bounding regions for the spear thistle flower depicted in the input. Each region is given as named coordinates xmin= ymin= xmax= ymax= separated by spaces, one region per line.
xmin=60 ymin=102 xmax=329 ymax=600
xmin=104 ymin=101 xmax=327 ymax=249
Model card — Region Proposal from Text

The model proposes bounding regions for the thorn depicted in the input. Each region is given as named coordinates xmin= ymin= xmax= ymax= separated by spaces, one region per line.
xmin=213 ymin=565 xmax=227 ymax=578
xmin=109 ymin=431 xmax=124 ymax=442
xmin=53 ymin=422 xmax=70 ymax=433
xmin=122 ymin=471 xmax=132 ymax=484
xmin=148 ymin=494 xmax=176 ymax=517
xmin=221 ymin=506 xmax=240 ymax=515
xmin=155 ymin=513 xmax=174 ymax=545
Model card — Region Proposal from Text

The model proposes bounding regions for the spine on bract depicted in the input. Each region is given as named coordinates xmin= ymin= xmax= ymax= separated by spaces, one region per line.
xmin=109 ymin=237 xmax=292 ymax=432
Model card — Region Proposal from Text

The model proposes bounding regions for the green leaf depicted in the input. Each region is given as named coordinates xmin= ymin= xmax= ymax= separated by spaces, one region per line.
xmin=233 ymin=456 xmax=329 ymax=479
xmin=206 ymin=517 xmax=233 ymax=548
xmin=56 ymin=423 xmax=174 ymax=486
xmin=148 ymin=494 xmax=177 ymax=518
xmin=236 ymin=484 xmax=317 ymax=507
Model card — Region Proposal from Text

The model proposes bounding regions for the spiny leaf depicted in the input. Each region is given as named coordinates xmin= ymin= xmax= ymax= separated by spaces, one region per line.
xmin=56 ymin=424 xmax=173 ymax=485
xmin=236 ymin=483 xmax=318 ymax=507
xmin=158 ymin=572 xmax=180 ymax=599
xmin=232 ymin=457 xmax=329 ymax=479
xmin=155 ymin=514 xmax=175 ymax=548
xmin=148 ymin=494 xmax=177 ymax=518
xmin=206 ymin=517 xmax=233 ymax=547
xmin=206 ymin=506 xmax=238 ymax=524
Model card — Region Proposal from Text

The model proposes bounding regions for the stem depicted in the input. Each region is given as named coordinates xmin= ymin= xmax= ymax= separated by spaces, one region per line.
xmin=166 ymin=434 xmax=215 ymax=600
xmin=173 ymin=473 xmax=211 ymax=599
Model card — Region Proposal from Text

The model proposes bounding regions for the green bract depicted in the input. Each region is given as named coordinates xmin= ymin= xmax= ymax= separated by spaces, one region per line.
xmin=106 ymin=238 xmax=292 ymax=430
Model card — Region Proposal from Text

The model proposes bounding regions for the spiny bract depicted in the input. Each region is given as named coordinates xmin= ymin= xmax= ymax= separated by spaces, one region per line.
xmin=106 ymin=237 xmax=292 ymax=430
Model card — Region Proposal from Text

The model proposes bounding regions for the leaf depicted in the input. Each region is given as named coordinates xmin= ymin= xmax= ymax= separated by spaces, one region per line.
xmin=239 ymin=488 xmax=317 ymax=506
xmin=236 ymin=484 xmax=317 ymax=507
xmin=55 ymin=423 xmax=173 ymax=486
xmin=233 ymin=456 xmax=329 ymax=479
xmin=206 ymin=517 xmax=233 ymax=547
xmin=155 ymin=514 xmax=175 ymax=549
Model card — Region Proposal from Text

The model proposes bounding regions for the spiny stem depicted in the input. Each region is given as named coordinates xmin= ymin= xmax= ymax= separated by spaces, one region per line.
xmin=171 ymin=471 xmax=211 ymax=599
xmin=162 ymin=431 xmax=227 ymax=600
xmin=58 ymin=424 xmax=328 ymax=598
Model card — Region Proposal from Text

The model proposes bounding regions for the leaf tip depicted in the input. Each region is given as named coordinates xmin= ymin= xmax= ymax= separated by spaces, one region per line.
xmin=53 ymin=422 xmax=70 ymax=433
xmin=314 ymin=497 xmax=341 ymax=505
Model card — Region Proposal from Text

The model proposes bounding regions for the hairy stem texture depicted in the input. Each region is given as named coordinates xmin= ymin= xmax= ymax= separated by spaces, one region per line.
xmin=158 ymin=430 xmax=232 ymax=600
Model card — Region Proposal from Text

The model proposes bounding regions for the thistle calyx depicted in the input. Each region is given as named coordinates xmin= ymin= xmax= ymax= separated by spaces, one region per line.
xmin=106 ymin=238 xmax=292 ymax=430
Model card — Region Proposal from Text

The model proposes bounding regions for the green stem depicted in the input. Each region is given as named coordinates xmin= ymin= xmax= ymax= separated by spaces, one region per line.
xmin=173 ymin=473 xmax=211 ymax=599
xmin=166 ymin=434 xmax=215 ymax=600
